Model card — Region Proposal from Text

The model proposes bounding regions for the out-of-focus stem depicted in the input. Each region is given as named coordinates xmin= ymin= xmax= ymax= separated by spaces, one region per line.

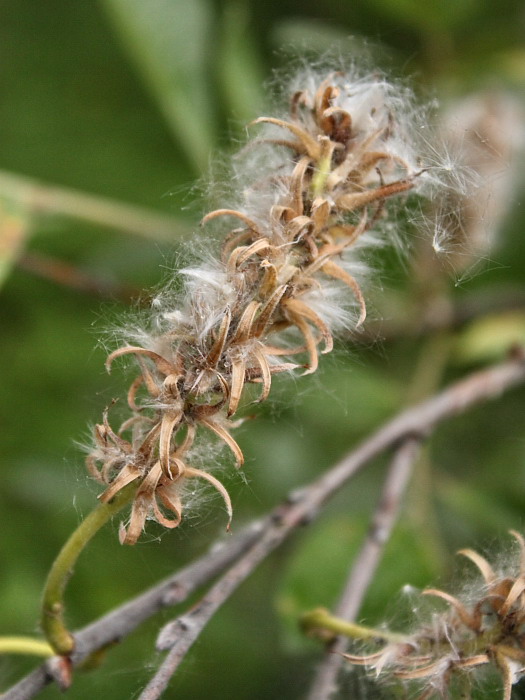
xmin=18 ymin=251 xmax=140 ymax=301
xmin=0 ymin=169 xmax=190 ymax=242
xmin=406 ymin=330 xmax=454 ymax=404
xmin=0 ymin=202 xmax=32 ymax=287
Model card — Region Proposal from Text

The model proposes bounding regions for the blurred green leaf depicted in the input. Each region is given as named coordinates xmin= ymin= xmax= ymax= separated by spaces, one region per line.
xmin=271 ymin=18 xmax=357 ymax=57
xmin=498 ymin=48 xmax=525 ymax=83
xmin=217 ymin=1 xmax=265 ymax=125
xmin=437 ymin=476 xmax=522 ymax=534
xmin=299 ymin=362 xmax=403 ymax=434
xmin=100 ymin=0 xmax=216 ymax=173
xmin=454 ymin=312 xmax=525 ymax=364
xmin=365 ymin=0 xmax=477 ymax=33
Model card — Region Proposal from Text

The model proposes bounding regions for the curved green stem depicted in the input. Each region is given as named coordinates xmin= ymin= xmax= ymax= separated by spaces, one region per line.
xmin=300 ymin=608 xmax=405 ymax=644
xmin=41 ymin=484 xmax=136 ymax=655
xmin=0 ymin=636 xmax=54 ymax=657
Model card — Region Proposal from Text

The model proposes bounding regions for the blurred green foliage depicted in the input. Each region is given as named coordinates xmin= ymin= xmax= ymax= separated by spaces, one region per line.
xmin=1 ymin=0 xmax=524 ymax=698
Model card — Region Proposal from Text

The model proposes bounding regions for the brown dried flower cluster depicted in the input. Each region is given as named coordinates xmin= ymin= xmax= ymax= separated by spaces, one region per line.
xmin=344 ymin=531 xmax=525 ymax=699
xmin=87 ymin=70 xmax=429 ymax=544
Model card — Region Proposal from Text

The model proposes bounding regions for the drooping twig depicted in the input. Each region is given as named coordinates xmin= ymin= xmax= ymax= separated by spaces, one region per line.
xmin=3 ymin=354 xmax=525 ymax=700
xmin=0 ymin=168 xmax=190 ymax=242
xmin=306 ymin=438 xmax=422 ymax=700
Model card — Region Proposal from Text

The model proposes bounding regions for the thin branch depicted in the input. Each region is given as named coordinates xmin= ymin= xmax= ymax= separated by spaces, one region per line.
xmin=3 ymin=353 xmax=525 ymax=700
xmin=306 ymin=438 xmax=422 ymax=700
xmin=338 ymin=438 xmax=420 ymax=617
xmin=139 ymin=349 xmax=525 ymax=697
xmin=18 ymin=252 xmax=141 ymax=301
xmin=139 ymin=526 xmax=281 ymax=700
xmin=0 ymin=168 xmax=191 ymax=242
xmin=142 ymin=439 xmax=420 ymax=700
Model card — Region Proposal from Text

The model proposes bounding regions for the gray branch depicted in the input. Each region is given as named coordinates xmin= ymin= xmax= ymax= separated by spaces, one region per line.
xmin=306 ymin=437 xmax=422 ymax=700
xmin=4 ymin=353 xmax=525 ymax=700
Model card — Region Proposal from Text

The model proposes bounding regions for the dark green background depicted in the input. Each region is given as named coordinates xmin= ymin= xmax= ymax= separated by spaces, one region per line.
xmin=1 ymin=1 xmax=524 ymax=698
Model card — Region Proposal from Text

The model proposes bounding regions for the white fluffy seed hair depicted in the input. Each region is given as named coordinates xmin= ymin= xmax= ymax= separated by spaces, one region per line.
xmin=238 ymin=67 xmax=430 ymax=190
xmin=104 ymin=60 xmax=460 ymax=384
xmin=140 ymin=68 xmax=442 ymax=344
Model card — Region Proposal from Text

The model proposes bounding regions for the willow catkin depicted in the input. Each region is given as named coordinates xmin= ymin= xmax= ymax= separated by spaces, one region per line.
xmin=87 ymin=67 xmax=441 ymax=544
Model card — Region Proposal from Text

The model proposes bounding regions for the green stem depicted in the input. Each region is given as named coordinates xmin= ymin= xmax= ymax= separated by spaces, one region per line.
xmin=311 ymin=155 xmax=332 ymax=198
xmin=41 ymin=484 xmax=136 ymax=655
xmin=301 ymin=608 xmax=405 ymax=644
xmin=0 ymin=636 xmax=54 ymax=658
